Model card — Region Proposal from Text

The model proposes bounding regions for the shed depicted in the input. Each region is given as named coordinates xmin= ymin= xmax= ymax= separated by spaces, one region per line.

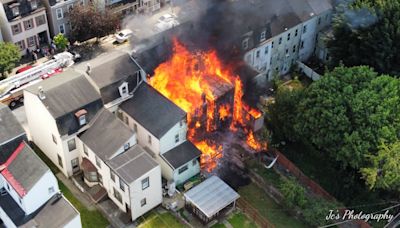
xmin=184 ymin=176 xmax=239 ymax=223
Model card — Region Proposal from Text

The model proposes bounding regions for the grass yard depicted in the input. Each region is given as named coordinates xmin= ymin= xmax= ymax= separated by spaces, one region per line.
xmin=239 ymin=183 xmax=308 ymax=228
xmin=138 ymin=211 xmax=187 ymax=228
xmin=32 ymin=144 xmax=109 ymax=228
xmin=59 ymin=182 xmax=109 ymax=228
xmin=228 ymin=212 xmax=257 ymax=228
xmin=245 ymin=159 xmax=282 ymax=186
xmin=210 ymin=211 xmax=257 ymax=228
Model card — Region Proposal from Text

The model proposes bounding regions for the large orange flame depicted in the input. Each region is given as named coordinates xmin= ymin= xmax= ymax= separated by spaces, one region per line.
xmin=149 ymin=39 xmax=265 ymax=171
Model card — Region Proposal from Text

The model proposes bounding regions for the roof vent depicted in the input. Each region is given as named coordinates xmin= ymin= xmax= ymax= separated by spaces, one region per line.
xmin=284 ymin=27 xmax=288 ymax=31
xmin=310 ymin=12 xmax=314 ymax=17
xmin=86 ymin=63 xmax=91 ymax=75
xmin=38 ymin=86 xmax=46 ymax=100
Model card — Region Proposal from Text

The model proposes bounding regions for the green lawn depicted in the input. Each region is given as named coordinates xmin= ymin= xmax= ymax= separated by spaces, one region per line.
xmin=59 ymin=182 xmax=109 ymax=228
xmin=32 ymin=144 xmax=109 ymax=228
xmin=138 ymin=211 xmax=187 ymax=228
xmin=228 ymin=212 xmax=257 ymax=228
xmin=245 ymin=159 xmax=282 ymax=187
xmin=239 ymin=183 xmax=308 ymax=228
xmin=211 ymin=223 xmax=226 ymax=228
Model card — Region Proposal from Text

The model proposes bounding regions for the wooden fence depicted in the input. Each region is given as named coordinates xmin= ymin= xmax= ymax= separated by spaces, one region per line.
xmin=272 ymin=149 xmax=371 ymax=228
xmin=237 ymin=198 xmax=275 ymax=228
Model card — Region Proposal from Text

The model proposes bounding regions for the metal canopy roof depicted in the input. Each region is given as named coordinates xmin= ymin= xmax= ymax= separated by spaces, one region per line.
xmin=184 ymin=176 xmax=240 ymax=218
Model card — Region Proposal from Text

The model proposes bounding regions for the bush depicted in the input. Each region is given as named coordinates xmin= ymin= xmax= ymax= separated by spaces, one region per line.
xmin=302 ymin=197 xmax=340 ymax=227
xmin=279 ymin=177 xmax=307 ymax=209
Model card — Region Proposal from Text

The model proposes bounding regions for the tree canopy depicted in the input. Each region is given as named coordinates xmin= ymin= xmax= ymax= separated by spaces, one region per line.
xmin=328 ymin=0 xmax=400 ymax=75
xmin=0 ymin=42 xmax=21 ymax=78
xmin=69 ymin=5 xmax=120 ymax=42
xmin=53 ymin=33 xmax=69 ymax=50
xmin=268 ymin=66 xmax=400 ymax=191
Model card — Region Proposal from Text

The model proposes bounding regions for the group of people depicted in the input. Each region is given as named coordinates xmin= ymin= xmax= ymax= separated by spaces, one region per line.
xmin=27 ymin=41 xmax=58 ymax=63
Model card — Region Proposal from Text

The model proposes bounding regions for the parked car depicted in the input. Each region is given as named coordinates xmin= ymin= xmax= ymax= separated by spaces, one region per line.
xmin=158 ymin=14 xmax=176 ymax=23
xmin=115 ymin=29 xmax=133 ymax=43
xmin=16 ymin=65 xmax=33 ymax=74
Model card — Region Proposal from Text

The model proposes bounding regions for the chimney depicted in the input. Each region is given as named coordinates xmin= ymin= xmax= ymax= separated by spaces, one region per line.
xmin=38 ymin=86 xmax=46 ymax=100
xmin=86 ymin=63 xmax=91 ymax=75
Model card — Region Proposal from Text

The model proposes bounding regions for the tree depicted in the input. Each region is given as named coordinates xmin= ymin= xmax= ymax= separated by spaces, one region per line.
xmin=69 ymin=4 xmax=120 ymax=42
xmin=294 ymin=66 xmax=400 ymax=182
xmin=279 ymin=177 xmax=307 ymax=209
xmin=328 ymin=0 xmax=400 ymax=75
xmin=361 ymin=141 xmax=400 ymax=191
xmin=302 ymin=198 xmax=340 ymax=227
xmin=267 ymin=83 xmax=303 ymax=142
xmin=0 ymin=42 xmax=21 ymax=78
xmin=53 ymin=33 xmax=69 ymax=50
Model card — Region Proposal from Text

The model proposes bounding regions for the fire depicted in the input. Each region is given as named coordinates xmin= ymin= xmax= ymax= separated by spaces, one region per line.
xmin=149 ymin=39 xmax=265 ymax=171
xmin=246 ymin=130 xmax=267 ymax=151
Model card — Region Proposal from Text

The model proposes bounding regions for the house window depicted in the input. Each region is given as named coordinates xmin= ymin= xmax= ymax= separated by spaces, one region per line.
xmin=110 ymin=171 xmax=115 ymax=182
xmin=260 ymin=31 xmax=266 ymax=41
xmin=27 ymin=36 xmax=36 ymax=47
xmin=179 ymin=120 xmax=183 ymax=127
xmin=301 ymin=41 xmax=304 ymax=49
xmin=178 ymin=165 xmax=188 ymax=174
xmin=113 ymin=188 xmax=122 ymax=203
xmin=95 ymin=156 xmax=101 ymax=168
xmin=124 ymin=143 xmax=130 ymax=151
xmin=52 ymin=134 xmax=57 ymax=144
xmin=192 ymin=159 xmax=197 ymax=166
xmin=141 ymin=177 xmax=149 ymax=190
xmin=78 ymin=114 xmax=86 ymax=126
xmin=295 ymin=29 xmax=298 ymax=37
xmin=11 ymin=6 xmax=19 ymax=16
xmin=264 ymin=46 xmax=268 ymax=54
xmin=285 ymin=49 xmax=289 ymax=54
xmin=148 ymin=135 xmax=152 ymax=145
xmin=15 ymin=40 xmax=25 ymax=50
xmin=30 ymin=0 xmax=37 ymax=9
xmin=293 ymin=45 xmax=296 ymax=53
xmin=59 ymin=24 xmax=65 ymax=34
xmin=318 ymin=17 xmax=321 ymax=25
xmin=98 ymin=173 xmax=103 ymax=185
xmin=48 ymin=187 xmax=55 ymax=194
xmin=175 ymin=134 xmax=179 ymax=143
xmin=303 ymin=25 xmax=307 ymax=33
xmin=86 ymin=172 xmax=97 ymax=182
xmin=11 ymin=23 xmax=21 ymax=35
xmin=242 ymin=38 xmax=249 ymax=50
xmin=271 ymin=41 xmax=274 ymax=48
xmin=278 ymin=37 xmax=282 ymax=45
xmin=287 ymin=33 xmax=290 ymax=41
xmin=68 ymin=139 xmax=76 ymax=151
xmin=83 ymin=144 xmax=88 ymax=155
xmin=133 ymin=123 xmax=137 ymax=133
xmin=58 ymin=155 xmax=63 ymax=168
xmin=124 ymin=115 xmax=129 ymax=125
xmin=35 ymin=15 xmax=46 ymax=26
xmin=23 ymin=19 xmax=34 ymax=30
xmin=120 ymin=180 xmax=125 ymax=192
xmin=256 ymin=50 xmax=260 ymax=58
xmin=141 ymin=198 xmax=146 ymax=207
xmin=56 ymin=8 xmax=63 ymax=19
xmin=71 ymin=158 xmax=79 ymax=170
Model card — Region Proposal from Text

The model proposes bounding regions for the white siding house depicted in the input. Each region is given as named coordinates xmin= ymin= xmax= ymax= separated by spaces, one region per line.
xmin=119 ymin=83 xmax=201 ymax=186
xmin=24 ymin=69 xmax=103 ymax=177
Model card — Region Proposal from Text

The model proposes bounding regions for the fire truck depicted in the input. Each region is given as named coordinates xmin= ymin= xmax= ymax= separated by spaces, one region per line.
xmin=0 ymin=52 xmax=75 ymax=108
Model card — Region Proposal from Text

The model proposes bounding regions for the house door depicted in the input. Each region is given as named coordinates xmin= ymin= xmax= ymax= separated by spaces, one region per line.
xmin=71 ymin=158 xmax=80 ymax=174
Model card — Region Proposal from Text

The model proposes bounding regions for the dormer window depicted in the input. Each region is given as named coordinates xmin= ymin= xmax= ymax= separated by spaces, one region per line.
xmin=28 ymin=0 xmax=37 ymax=10
xmin=75 ymin=109 xmax=87 ymax=126
xmin=124 ymin=143 xmax=130 ymax=151
xmin=260 ymin=31 xmax=266 ymax=41
xmin=10 ymin=3 xmax=20 ymax=16
xmin=119 ymin=82 xmax=129 ymax=98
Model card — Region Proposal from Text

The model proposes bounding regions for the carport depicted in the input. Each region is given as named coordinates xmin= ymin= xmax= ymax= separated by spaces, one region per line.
xmin=184 ymin=176 xmax=240 ymax=224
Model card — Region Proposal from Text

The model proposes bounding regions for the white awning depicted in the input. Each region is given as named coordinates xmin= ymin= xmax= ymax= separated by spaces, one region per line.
xmin=184 ymin=176 xmax=240 ymax=218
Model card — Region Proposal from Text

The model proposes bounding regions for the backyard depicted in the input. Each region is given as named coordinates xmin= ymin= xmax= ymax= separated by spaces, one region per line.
xmin=211 ymin=211 xmax=258 ymax=228
xmin=238 ymin=183 xmax=308 ymax=228
xmin=137 ymin=210 xmax=187 ymax=228
xmin=32 ymin=144 xmax=109 ymax=228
